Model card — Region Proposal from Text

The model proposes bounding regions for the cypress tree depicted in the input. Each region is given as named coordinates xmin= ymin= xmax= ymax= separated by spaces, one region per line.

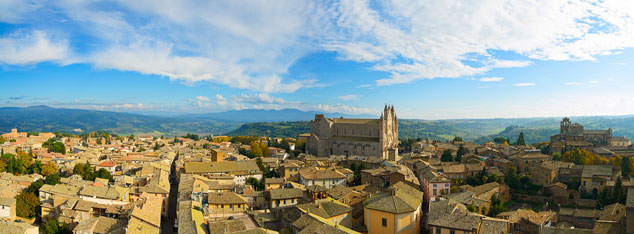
xmin=517 ymin=132 xmax=526 ymax=146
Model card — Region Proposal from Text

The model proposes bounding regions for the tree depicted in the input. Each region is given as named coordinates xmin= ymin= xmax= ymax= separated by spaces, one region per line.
xmin=41 ymin=161 xmax=59 ymax=176
xmin=16 ymin=192 xmax=39 ymax=218
xmin=95 ymin=168 xmax=114 ymax=182
xmin=441 ymin=149 xmax=453 ymax=162
xmin=456 ymin=145 xmax=468 ymax=162
xmin=46 ymin=173 xmax=61 ymax=185
xmin=493 ymin=137 xmax=506 ymax=144
xmin=552 ymin=152 xmax=561 ymax=161
xmin=295 ymin=140 xmax=306 ymax=153
xmin=40 ymin=217 xmax=72 ymax=234
xmin=453 ymin=136 xmax=464 ymax=143
xmin=0 ymin=136 xmax=5 ymax=144
xmin=517 ymin=132 xmax=526 ymax=146
xmin=506 ymin=167 xmax=521 ymax=191
xmin=183 ymin=133 xmax=200 ymax=141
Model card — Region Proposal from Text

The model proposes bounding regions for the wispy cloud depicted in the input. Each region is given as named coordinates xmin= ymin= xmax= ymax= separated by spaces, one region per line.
xmin=512 ymin=83 xmax=535 ymax=87
xmin=337 ymin=94 xmax=361 ymax=100
xmin=479 ymin=77 xmax=504 ymax=82
xmin=2 ymin=1 xmax=634 ymax=90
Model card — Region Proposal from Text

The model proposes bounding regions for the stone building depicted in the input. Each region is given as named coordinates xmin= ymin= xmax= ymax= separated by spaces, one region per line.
xmin=306 ymin=105 xmax=399 ymax=159
xmin=550 ymin=117 xmax=629 ymax=154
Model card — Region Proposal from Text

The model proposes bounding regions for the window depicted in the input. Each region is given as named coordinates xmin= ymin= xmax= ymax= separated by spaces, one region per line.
xmin=433 ymin=184 xmax=437 ymax=188
xmin=525 ymin=160 xmax=528 ymax=164
xmin=445 ymin=183 xmax=449 ymax=187
xmin=450 ymin=230 xmax=455 ymax=234
xmin=433 ymin=189 xmax=437 ymax=195
xmin=436 ymin=228 xmax=441 ymax=234
xmin=381 ymin=218 xmax=387 ymax=227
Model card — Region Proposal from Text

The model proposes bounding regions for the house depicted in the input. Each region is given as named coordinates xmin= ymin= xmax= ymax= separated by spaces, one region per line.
xmin=361 ymin=165 xmax=420 ymax=189
xmin=363 ymin=182 xmax=423 ymax=234
xmin=299 ymin=166 xmax=346 ymax=189
xmin=580 ymin=165 xmax=614 ymax=195
xmin=207 ymin=192 xmax=248 ymax=214
xmin=418 ymin=167 xmax=450 ymax=203
xmin=496 ymin=209 xmax=555 ymax=234
xmin=95 ymin=161 xmax=117 ymax=174
xmin=126 ymin=195 xmax=162 ymax=234
xmin=0 ymin=221 xmax=38 ymax=234
xmin=265 ymin=178 xmax=284 ymax=191
xmin=296 ymin=199 xmax=353 ymax=228
xmin=79 ymin=185 xmax=129 ymax=205
xmin=530 ymin=161 xmax=574 ymax=186
xmin=269 ymin=188 xmax=303 ymax=209
xmin=280 ymin=162 xmax=301 ymax=182
xmin=72 ymin=216 xmax=127 ymax=234
xmin=183 ymin=161 xmax=263 ymax=185
xmin=557 ymin=208 xmax=600 ymax=229
xmin=0 ymin=197 xmax=16 ymax=220
xmin=512 ymin=152 xmax=552 ymax=174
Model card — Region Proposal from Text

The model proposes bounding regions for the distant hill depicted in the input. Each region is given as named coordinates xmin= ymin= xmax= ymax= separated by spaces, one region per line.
xmin=226 ymin=121 xmax=310 ymax=138
xmin=1 ymin=106 xmax=633 ymax=143
xmin=180 ymin=108 xmax=375 ymax=122
xmin=0 ymin=105 xmax=240 ymax=135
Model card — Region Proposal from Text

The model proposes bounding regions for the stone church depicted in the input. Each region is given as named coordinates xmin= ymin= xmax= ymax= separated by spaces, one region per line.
xmin=306 ymin=105 xmax=398 ymax=159
xmin=549 ymin=117 xmax=625 ymax=154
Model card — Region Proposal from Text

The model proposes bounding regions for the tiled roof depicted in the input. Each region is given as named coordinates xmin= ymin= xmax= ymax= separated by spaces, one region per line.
xmin=184 ymin=161 xmax=260 ymax=174
xmin=207 ymin=192 xmax=247 ymax=204
xmin=364 ymin=182 xmax=423 ymax=214
xmin=270 ymin=188 xmax=304 ymax=200
xmin=296 ymin=199 xmax=352 ymax=218
xmin=80 ymin=185 xmax=122 ymax=200
xmin=208 ymin=220 xmax=246 ymax=234
xmin=300 ymin=167 xmax=346 ymax=180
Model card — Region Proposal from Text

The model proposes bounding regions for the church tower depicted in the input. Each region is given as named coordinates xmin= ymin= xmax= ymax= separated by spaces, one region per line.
xmin=380 ymin=105 xmax=398 ymax=160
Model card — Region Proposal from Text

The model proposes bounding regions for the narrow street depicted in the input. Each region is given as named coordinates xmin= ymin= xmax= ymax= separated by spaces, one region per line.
xmin=161 ymin=154 xmax=180 ymax=234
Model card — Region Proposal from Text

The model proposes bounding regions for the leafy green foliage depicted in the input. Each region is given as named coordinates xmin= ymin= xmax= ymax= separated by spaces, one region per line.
xmin=182 ymin=133 xmax=200 ymax=141
xmin=441 ymin=149 xmax=453 ymax=162
xmin=73 ymin=163 xmax=113 ymax=182
xmin=348 ymin=162 xmax=367 ymax=186
xmin=40 ymin=217 xmax=72 ymax=234
xmin=16 ymin=191 xmax=39 ymax=218
xmin=456 ymin=145 xmax=467 ymax=162
xmin=43 ymin=139 xmax=66 ymax=154
xmin=516 ymin=132 xmax=526 ymax=145
xmin=597 ymin=176 xmax=626 ymax=208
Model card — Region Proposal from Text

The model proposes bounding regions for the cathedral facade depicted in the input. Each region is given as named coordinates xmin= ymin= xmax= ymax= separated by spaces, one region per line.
xmin=306 ymin=105 xmax=398 ymax=159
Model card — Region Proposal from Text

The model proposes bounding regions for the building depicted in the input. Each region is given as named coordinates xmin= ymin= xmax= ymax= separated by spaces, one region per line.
xmin=183 ymin=161 xmax=263 ymax=185
xmin=363 ymin=182 xmax=423 ymax=234
xmin=530 ymin=161 xmax=574 ymax=186
xmin=361 ymin=165 xmax=420 ymax=189
xmin=296 ymin=199 xmax=353 ymax=228
xmin=580 ymin=165 xmax=614 ymax=195
xmin=418 ymin=167 xmax=451 ymax=203
xmin=496 ymin=209 xmax=555 ymax=234
xmin=0 ymin=198 xmax=16 ymax=220
xmin=306 ymin=105 xmax=399 ymax=159
xmin=550 ymin=117 xmax=629 ymax=154
xmin=269 ymin=188 xmax=303 ymax=209
xmin=512 ymin=152 xmax=552 ymax=174
xmin=299 ymin=166 xmax=347 ymax=189
xmin=207 ymin=192 xmax=248 ymax=214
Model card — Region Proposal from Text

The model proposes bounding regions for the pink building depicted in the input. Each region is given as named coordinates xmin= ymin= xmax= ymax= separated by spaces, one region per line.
xmin=419 ymin=167 xmax=451 ymax=203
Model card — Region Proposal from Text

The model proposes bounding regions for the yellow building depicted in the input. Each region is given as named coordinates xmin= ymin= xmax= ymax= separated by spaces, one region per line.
xmin=296 ymin=198 xmax=353 ymax=228
xmin=208 ymin=192 xmax=248 ymax=214
xmin=265 ymin=178 xmax=284 ymax=191
xmin=269 ymin=188 xmax=303 ymax=209
xmin=364 ymin=182 xmax=423 ymax=234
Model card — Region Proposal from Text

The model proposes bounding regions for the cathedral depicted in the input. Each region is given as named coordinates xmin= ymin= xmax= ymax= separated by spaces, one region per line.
xmin=306 ymin=105 xmax=398 ymax=159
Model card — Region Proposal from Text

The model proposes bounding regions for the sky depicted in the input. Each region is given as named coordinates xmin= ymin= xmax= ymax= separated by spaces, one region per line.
xmin=1 ymin=0 xmax=634 ymax=119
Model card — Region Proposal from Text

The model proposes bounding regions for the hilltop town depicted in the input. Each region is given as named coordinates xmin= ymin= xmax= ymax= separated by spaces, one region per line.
xmin=1 ymin=107 xmax=634 ymax=234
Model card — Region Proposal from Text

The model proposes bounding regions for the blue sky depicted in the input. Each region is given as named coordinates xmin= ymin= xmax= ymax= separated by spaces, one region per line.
xmin=2 ymin=0 xmax=634 ymax=119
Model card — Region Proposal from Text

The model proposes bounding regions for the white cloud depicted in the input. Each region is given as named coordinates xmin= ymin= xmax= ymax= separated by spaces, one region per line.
xmin=588 ymin=80 xmax=599 ymax=84
xmin=4 ymin=0 xmax=634 ymax=90
xmin=196 ymin=96 xmax=210 ymax=102
xmin=479 ymin=77 xmax=504 ymax=82
xmin=232 ymin=93 xmax=286 ymax=105
xmin=313 ymin=104 xmax=378 ymax=115
xmin=512 ymin=83 xmax=535 ymax=87
xmin=0 ymin=30 xmax=70 ymax=65
xmin=215 ymin=94 xmax=227 ymax=105
xmin=326 ymin=0 xmax=634 ymax=86
xmin=337 ymin=94 xmax=361 ymax=100
xmin=564 ymin=82 xmax=585 ymax=86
